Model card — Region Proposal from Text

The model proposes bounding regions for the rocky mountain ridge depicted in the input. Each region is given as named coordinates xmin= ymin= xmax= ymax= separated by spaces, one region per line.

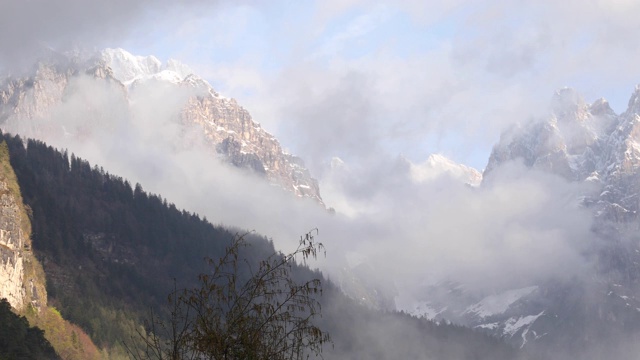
xmin=412 ymin=86 xmax=640 ymax=353
xmin=487 ymin=86 xmax=640 ymax=225
xmin=0 ymin=48 xmax=323 ymax=205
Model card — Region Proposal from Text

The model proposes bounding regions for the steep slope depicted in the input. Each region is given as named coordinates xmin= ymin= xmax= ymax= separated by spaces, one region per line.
xmin=0 ymin=48 xmax=323 ymax=205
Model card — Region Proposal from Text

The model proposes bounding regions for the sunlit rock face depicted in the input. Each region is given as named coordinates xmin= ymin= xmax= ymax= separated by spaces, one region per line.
xmin=180 ymin=93 xmax=322 ymax=205
xmin=0 ymin=48 xmax=323 ymax=205
xmin=0 ymin=181 xmax=27 ymax=310
xmin=0 ymin=153 xmax=46 ymax=312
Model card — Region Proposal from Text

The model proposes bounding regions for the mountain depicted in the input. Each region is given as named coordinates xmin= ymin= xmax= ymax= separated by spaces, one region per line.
xmin=411 ymin=86 xmax=640 ymax=357
xmin=487 ymin=87 xmax=640 ymax=225
xmin=410 ymin=153 xmax=482 ymax=186
xmin=0 ymin=48 xmax=323 ymax=205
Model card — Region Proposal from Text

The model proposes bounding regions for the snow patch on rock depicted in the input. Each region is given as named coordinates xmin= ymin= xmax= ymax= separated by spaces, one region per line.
xmin=410 ymin=154 xmax=482 ymax=186
xmin=101 ymin=48 xmax=195 ymax=86
xmin=464 ymin=286 xmax=538 ymax=318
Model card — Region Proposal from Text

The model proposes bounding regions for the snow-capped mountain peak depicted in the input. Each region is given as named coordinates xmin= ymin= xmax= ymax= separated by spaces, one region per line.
xmin=164 ymin=58 xmax=194 ymax=79
xmin=551 ymin=87 xmax=587 ymax=120
xmin=410 ymin=153 xmax=482 ymax=186
xmin=477 ymin=85 xmax=640 ymax=349
xmin=589 ymin=97 xmax=614 ymax=116
xmin=101 ymin=48 xmax=195 ymax=86
xmin=485 ymin=87 xmax=621 ymax=181
xmin=0 ymin=48 xmax=324 ymax=205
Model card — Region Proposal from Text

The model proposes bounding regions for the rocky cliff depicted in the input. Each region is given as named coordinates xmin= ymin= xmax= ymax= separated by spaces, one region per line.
xmin=181 ymin=95 xmax=323 ymax=203
xmin=0 ymin=48 xmax=323 ymax=205
xmin=0 ymin=142 xmax=46 ymax=312
xmin=486 ymin=87 xmax=640 ymax=225
xmin=441 ymin=86 xmax=640 ymax=351
xmin=107 ymin=47 xmax=324 ymax=204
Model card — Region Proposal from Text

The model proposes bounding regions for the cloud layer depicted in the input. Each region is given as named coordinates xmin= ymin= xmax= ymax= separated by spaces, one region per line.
xmin=4 ymin=71 xmax=598 ymax=311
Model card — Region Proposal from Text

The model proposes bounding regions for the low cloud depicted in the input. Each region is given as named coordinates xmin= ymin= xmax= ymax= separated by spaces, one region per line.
xmin=321 ymin=157 xmax=597 ymax=297
xmin=6 ymin=72 xmax=598 ymax=309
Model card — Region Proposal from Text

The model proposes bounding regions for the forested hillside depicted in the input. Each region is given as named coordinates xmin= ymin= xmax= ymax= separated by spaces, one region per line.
xmin=3 ymin=133 xmax=528 ymax=359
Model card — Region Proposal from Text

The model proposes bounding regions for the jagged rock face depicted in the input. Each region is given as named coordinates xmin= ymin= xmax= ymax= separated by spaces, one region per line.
xmin=0 ymin=48 xmax=323 ymax=205
xmin=1 ymin=63 xmax=69 ymax=127
xmin=486 ymin=88 xmax=616 ymax=181
xmin=473 ymin=86 xmax=640 ymax=350
xmin=181 ymin=94 xmax=323 ymax=204
xmin=0 ymin=56 xmax=128 ymax=144
xmin=0 ymin=148 xmax=45 ymax=312
xmin=108 ymin=49 xmax=323 ymax=204
xmin=486 ymin=87 xmax=640 ymax=222
xmin=0 ymin=181 xmax=27 ymax=310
